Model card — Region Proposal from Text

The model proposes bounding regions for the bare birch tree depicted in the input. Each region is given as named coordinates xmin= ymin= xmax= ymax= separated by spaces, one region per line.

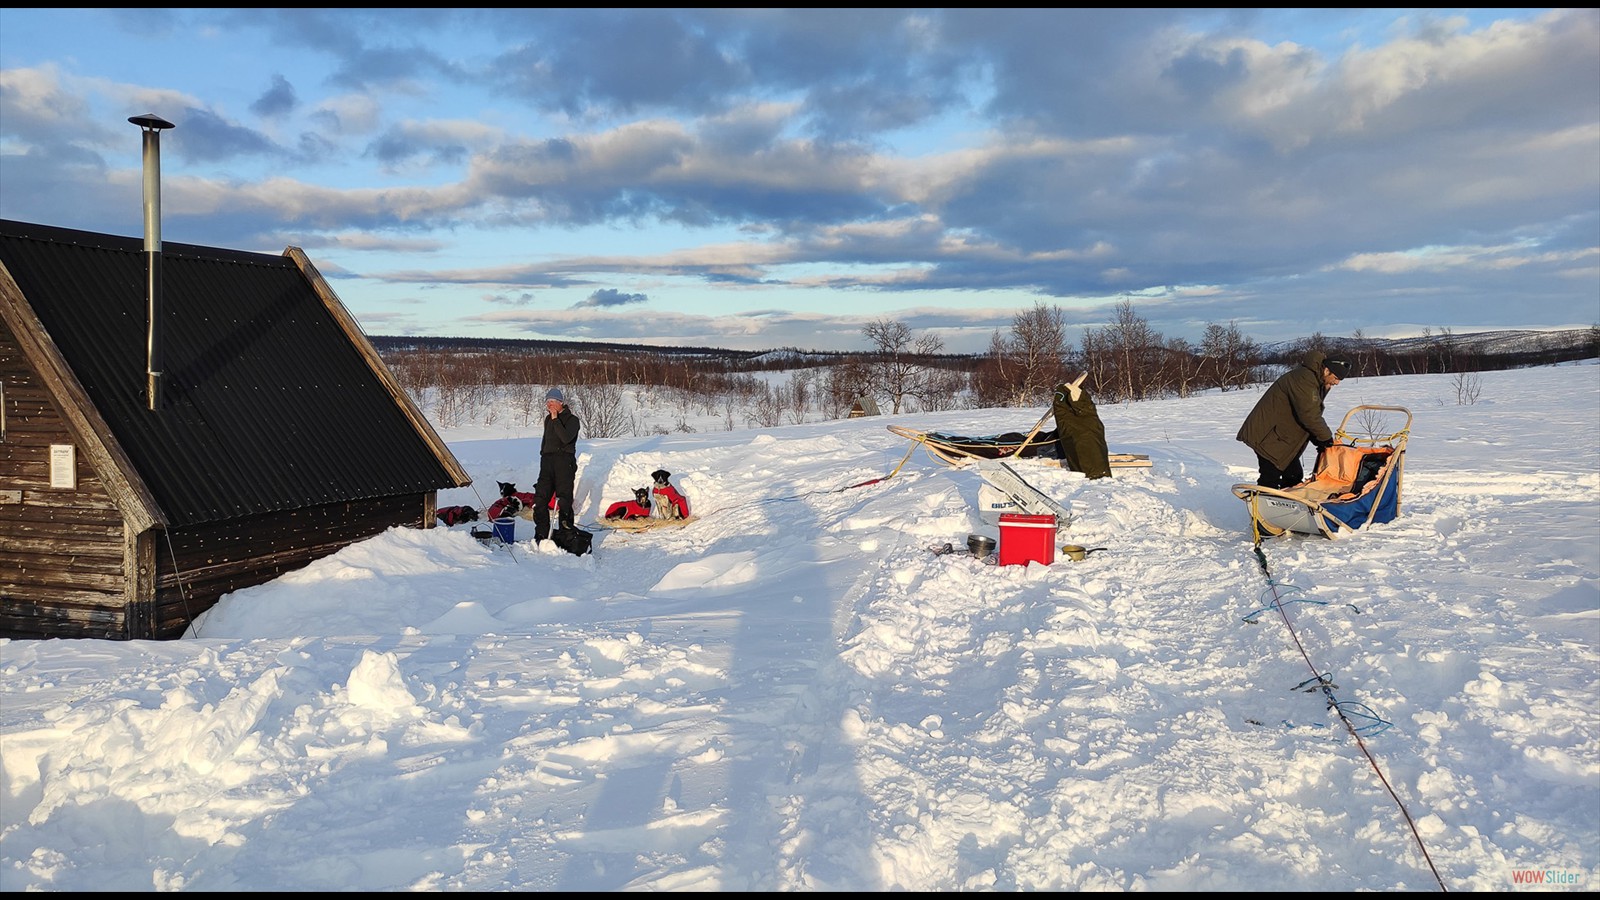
xmin=573 ymin=382 xmax=632 ymax=439
xmin=861 ymin=318 xmax=944 ymax=414
xmin=990 ymin=302 xmax=1069 ymax=406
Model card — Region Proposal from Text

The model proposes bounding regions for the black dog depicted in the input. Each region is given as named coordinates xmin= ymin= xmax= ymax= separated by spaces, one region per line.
xmin=605 ymin=487 xmax=652 ymax=519
xmin=436 ymin=505 xmax=479 ymax=526
xmin=492 ymin=481 xmax=540 ymax=520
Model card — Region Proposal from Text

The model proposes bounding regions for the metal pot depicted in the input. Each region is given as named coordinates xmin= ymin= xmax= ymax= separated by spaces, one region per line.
xmin=968 ymin=534 xmax=996 ymax=557
xmin=1059 ymin=544 xmax=1106 ymax=562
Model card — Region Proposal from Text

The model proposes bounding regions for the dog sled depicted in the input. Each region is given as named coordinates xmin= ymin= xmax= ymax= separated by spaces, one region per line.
xmin=1232 ymin=405 xmax=1411 ymax=540
xmin=886 ymin=423 xmax=1151 ymax=469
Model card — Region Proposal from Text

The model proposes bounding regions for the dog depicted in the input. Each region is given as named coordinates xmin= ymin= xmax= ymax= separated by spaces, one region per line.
xmin=493 ymin=481 xmax=541 ymax=520
xmin=436 ymin=505 xmax=479 ymax=526
xmin=605 ymin=487 xmax=653 ymax=520
xmin=650 ymin=469 xmax=690 ymax=519
xmin=487 ymin=494 xmax=522 ymax=520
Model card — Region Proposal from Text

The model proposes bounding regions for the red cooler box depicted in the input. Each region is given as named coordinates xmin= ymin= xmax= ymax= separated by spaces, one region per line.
xmin=998 ymin=513 xmax=1057 ymax=566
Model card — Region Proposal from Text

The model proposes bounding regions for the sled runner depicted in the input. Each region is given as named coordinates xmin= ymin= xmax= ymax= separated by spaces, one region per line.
xmin=1232 ymin=405 xmax=1411 ymax=539
xmin=886 ymin=424 xmax=1151 ymax=469
xmin=593 ymin=515 xmax=696 ymax=533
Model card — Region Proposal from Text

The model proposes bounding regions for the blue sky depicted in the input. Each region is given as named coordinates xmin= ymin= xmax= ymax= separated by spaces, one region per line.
xmin=2 ymin=8 xmax=1596 ymax=353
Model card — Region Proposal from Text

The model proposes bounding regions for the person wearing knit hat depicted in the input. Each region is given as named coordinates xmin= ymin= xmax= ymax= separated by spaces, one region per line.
xmin=1235 ymin=350 xmax=1348 ymax=489
xmin=532 ymin=387 xmax=581 ymax=543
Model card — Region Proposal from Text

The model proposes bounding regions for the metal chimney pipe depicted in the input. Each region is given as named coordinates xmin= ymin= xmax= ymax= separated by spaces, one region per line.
xmin=128 ymin=113 xmax=175 ymax=412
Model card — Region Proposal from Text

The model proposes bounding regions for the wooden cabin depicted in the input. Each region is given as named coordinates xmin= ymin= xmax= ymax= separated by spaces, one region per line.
xmin=0 ymin=220 xmax=471 ymax=640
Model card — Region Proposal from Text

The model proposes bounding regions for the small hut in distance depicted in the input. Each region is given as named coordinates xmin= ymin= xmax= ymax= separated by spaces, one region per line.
xmin=848 ymin=396 xmax=881 ymax=418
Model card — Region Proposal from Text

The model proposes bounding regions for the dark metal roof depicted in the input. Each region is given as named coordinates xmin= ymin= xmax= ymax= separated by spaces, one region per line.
xmin=1 ymin=219 xmax=466 ymax=527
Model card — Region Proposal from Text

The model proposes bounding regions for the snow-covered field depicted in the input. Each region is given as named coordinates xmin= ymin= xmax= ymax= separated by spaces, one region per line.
xmin=2 ymin=364 xmax=1596 ymax=891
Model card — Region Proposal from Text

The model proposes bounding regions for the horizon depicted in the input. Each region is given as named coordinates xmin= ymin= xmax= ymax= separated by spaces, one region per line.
xmin=365 ymin=323 xmax=1597 ymax=360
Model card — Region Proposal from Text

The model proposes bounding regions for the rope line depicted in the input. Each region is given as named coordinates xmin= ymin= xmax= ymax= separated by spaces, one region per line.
xmin=466 ymin=481 xmax=520 ymax=561
xmin=1250 ymin=541 xmax=1448 ymax=891
xmin=165 ymin=531 xmax=202 ymax=639
xmin=1240 ymin=580 xmax=1325 ymax=623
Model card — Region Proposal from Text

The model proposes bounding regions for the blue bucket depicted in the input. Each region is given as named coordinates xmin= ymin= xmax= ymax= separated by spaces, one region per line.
xmin=491 ymin=517 xmax=516 ymax=543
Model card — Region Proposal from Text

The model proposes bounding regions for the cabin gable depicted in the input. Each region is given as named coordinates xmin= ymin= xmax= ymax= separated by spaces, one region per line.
xmin=1 ymin=220 xmax=470 ymax=640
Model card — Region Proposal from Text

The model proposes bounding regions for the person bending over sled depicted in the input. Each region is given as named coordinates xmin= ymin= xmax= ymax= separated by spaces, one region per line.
xmin=1236 ymin=351 xmax=1349 ymax=489
xmin=1051 ymin=372 xmax=1112 ymax=480
xmin=533 ymin=388 xmax=581 ymax=542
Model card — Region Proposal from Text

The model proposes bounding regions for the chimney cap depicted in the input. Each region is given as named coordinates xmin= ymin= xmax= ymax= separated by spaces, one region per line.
xmin=128 ymin=113 xmax=175 ymax=130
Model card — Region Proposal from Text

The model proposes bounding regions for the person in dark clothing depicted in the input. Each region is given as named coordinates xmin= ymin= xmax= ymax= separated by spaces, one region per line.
xmin=1051 ymin=372 xmax=1112 ymax=479
xmin=1236 ymin=351 xmax=1350 ymax=488
xmin=532 ymin=387 xmax=581 ymax=542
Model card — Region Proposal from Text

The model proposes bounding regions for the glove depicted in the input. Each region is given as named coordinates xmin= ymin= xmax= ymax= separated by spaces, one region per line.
xmin=1313 ymin=438 xmax=1333 ymax=450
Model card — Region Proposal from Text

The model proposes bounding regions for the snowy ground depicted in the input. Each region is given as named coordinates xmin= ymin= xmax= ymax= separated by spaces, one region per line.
xmin=2 ymin=364 xmax=1596 ymax=891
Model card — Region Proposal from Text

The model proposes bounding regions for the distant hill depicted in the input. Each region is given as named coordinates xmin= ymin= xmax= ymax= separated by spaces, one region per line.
xmin=368 ymin=334 xmax=763 ymax=362
xmin=1262 ymin=327 xmax=1597 ymax=360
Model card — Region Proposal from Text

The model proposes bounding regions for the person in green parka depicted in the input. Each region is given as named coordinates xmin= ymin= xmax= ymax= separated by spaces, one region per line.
xmin=1051 ymin=372 xmax=1112 ymax=479
xmin=1236 ymin=350 xmax=1349 ymax=489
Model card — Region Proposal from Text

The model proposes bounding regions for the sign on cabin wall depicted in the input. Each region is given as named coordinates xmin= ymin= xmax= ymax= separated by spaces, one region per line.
xmin=49 ymin=444 xmax=76 ymax=489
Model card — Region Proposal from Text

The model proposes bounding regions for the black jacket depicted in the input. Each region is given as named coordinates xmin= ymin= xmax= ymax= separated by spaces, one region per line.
xmin=541 ymin=406 xmax=581 ymax=456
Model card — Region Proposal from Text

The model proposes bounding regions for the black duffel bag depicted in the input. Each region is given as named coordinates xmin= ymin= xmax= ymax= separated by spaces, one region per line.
xmin=550 ymin=526 xmax=593 ymax=557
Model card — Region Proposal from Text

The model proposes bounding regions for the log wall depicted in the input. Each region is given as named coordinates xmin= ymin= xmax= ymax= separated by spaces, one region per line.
xmin=1 ymin=321 xmax=128 ymax=638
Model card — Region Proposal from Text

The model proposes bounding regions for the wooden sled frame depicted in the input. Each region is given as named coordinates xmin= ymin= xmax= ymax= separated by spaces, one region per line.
xmin=1232 ymin=405 xmax=1412 ymax=540
xmin=594 ymin=515 xmax=696 ymax=533
xmin=888 ymin=411 xmax=1150 ymax=471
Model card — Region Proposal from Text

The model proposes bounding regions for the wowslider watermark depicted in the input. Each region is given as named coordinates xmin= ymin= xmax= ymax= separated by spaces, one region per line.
xmin=1509 ymin=867 xmax=1586 ymax=888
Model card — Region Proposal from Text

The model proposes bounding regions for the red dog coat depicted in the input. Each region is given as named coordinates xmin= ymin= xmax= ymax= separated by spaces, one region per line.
xmin=488 ymin=492 xmax=538 ymax=520
xmin=436 ymin=505 xmax=478 ymax=526
xmin=652 ymin=484 xmax=690 ymax=518
xmin=605 ymin=499 xmax=652 ymax=519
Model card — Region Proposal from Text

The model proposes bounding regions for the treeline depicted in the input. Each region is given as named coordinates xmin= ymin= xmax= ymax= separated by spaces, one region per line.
xmin=374 ymin=309 xmax=1597 ymax=431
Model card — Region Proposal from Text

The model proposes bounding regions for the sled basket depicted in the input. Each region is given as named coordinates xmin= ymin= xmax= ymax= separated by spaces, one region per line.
xmin=1232 ymin=405 xmax=1411 ymax=539
xmin=887 ymin=423 xmax=1150 ymax=469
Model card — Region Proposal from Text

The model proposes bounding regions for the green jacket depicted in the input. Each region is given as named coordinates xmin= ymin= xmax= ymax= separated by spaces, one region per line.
xmin=1235 ymin=350 xmax=1335 ymax=471
xmin=1051 ymin=383 xmax=1112 ymax=479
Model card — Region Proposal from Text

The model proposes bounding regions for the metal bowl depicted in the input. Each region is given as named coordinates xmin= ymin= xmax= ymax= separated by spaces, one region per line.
xmin=968 ymin=534 xmax=996 ymax=557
